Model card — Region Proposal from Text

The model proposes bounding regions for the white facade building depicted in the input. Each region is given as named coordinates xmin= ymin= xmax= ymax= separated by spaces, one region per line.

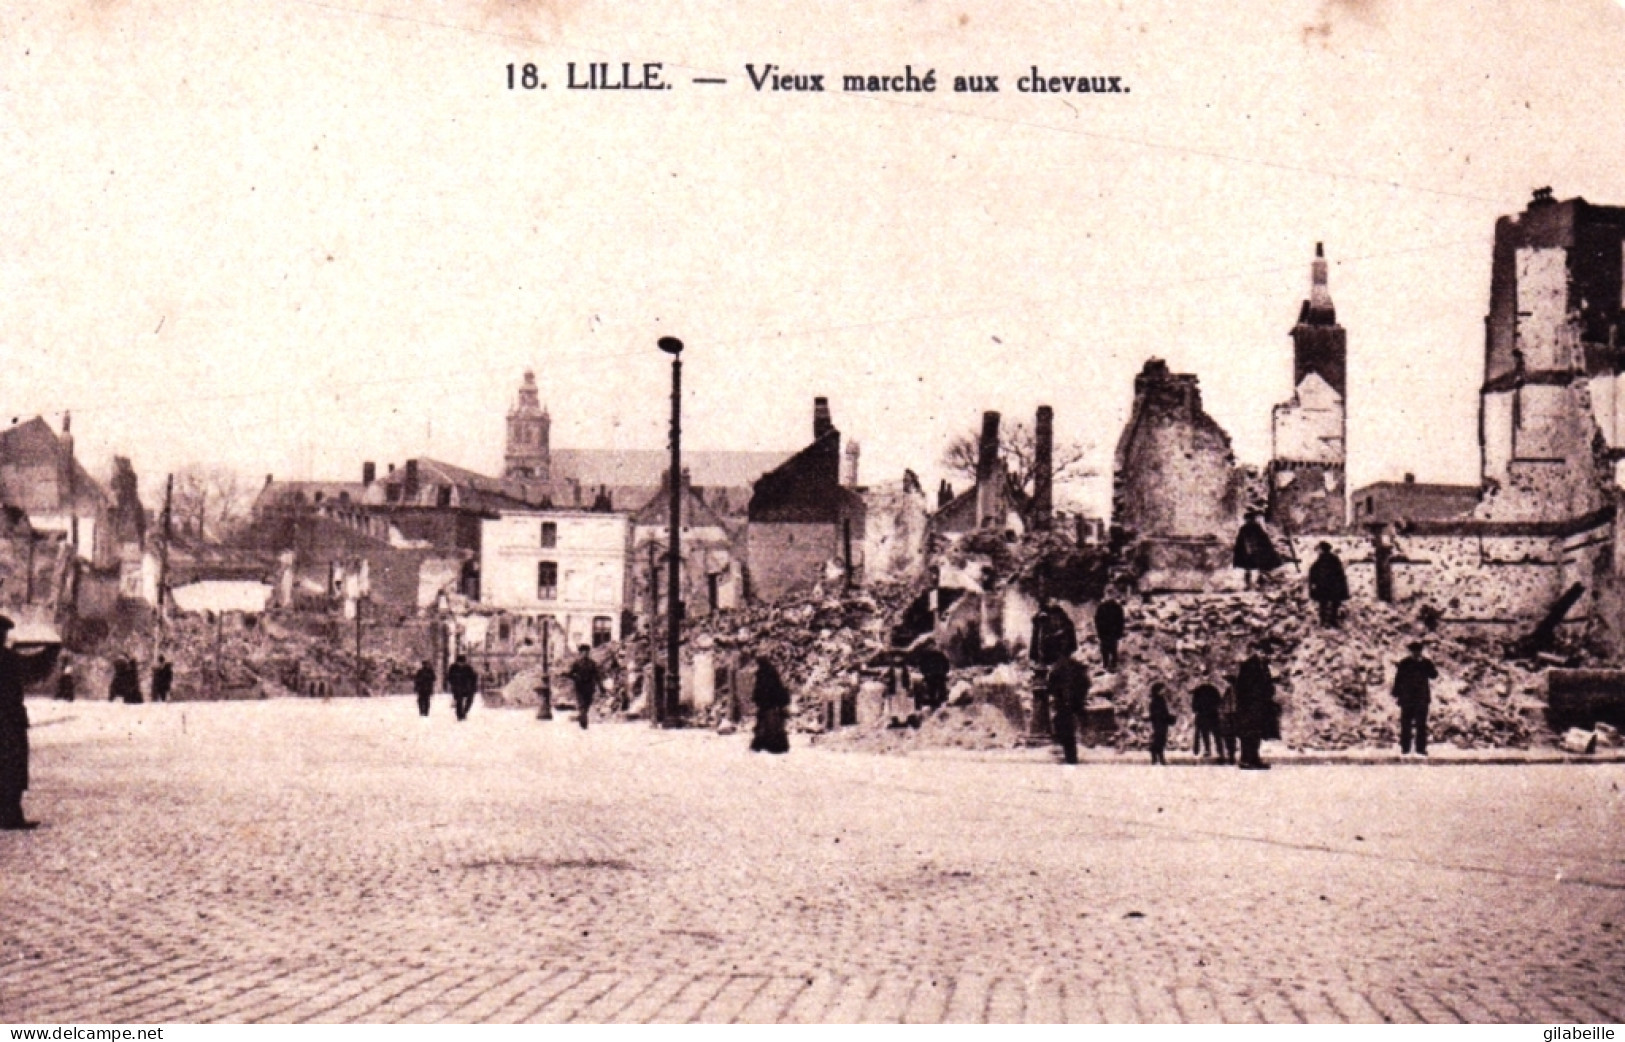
xmin=479 ymin=510 xmax=631 ymax=650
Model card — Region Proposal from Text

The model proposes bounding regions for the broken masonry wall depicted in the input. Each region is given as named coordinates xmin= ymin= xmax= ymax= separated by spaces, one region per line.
xmin=1268 ymin=462 xmax=1347 ymax=535
xmin=1383 ymin=531 xmax=1595 ymax=629
xmin=744 ymin=523 xmax=841 ymax=603
xmin=859 ymin=482 xmax=929 ymax=582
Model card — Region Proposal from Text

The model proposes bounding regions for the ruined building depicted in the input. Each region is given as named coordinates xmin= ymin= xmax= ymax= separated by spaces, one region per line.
xmin=1268 ymin=243 xmax=1347 ymax=534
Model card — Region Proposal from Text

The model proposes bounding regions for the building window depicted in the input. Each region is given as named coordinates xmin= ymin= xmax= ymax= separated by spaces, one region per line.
xmin=592 ymin=617 xmax=613 ymax=646
xmin=537 ymin=561 xmax=558 ymax=600
xmin=540 ymin=522 xmax=557 ymax=548
xmin=437 ymin=486 xmax=452 ymax=507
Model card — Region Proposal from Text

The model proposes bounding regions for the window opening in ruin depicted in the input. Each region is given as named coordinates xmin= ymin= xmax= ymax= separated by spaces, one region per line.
xmin=537 ymin=561 xmax=558 ymax=600
xmin=592 ymin=616 xmax=612 ymax=646
xmin=437 ymin=486 xmax=452 ymax=507
xmin=541 ymin=521 xmax=557 ymax=548
xmin=707 ymin=572 xmax=720 ymax=611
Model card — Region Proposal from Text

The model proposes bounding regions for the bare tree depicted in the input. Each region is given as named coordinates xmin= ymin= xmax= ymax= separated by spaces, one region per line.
xmin=170 ymin=464 xmax=255 ymax=543
xmin=941 ymin=420 xmax=1095 ymax=523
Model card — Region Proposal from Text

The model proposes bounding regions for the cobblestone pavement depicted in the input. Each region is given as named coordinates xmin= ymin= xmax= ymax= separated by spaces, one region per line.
xmin=3 ymin=698 xmax=1623 ymax=1023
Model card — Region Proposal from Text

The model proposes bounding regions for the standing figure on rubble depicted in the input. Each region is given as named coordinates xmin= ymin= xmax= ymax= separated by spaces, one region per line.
xmin=1094 ymin=593 xmax=1126 ymax=672
xmin=565 ymin=645 xmax=603 ymax=731
xmin=749 ymin=654 xmax=791 ymax=754
xmin=1307 ymin=543 xmax=1350 ymax=629
xmin=150 ymin=656 xmax=173 ymax=703
xmin=446 ymin=654 xmax=479 ymax=722
xmin=1392 ymin=640 xmax=1438 ymax=757
xmin=1234 ymin=642 xmax=1278 ymax=770
xmin=1190 ymin=681 xmax=1222 ymax=758
xmin=1048 ymin=653 xmax=1091 ymax=765
xmin=910 ymin=640 xmax=952 ymax=712
xmin=413 ymin=660 xmax=436 ymax=717
xmin=1233 ymin=512 xmax=1284 ymax=590
xmin=1147 ymin=682 xmax=1174 ymax=765
xmin=1 ymin=616 xmax=49 ymax=830
xmin=1029 ymin=598 xmax=1078 ymax=734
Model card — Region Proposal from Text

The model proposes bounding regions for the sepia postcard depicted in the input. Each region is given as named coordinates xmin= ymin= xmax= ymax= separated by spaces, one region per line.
xmin=2 ymin=0 xmax=1624 ymax=1027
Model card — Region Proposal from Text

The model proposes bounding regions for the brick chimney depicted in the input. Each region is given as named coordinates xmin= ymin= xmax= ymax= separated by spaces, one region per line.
xmin=843 ymin=440 xmax=861 ymax=488
xmin=1033 ymin=405 xmax=1054 ymax=530
xmin=975 ymin=411 xmax=1001 ymax=484
xmin=403 ymin=459 xmax=420 ymax=501
xmin=813 ymin=397 xmax=834 ymax=440
xmin=362 ymin=462 xmax=376 ymax=486
xmin=975 ymin=411 xmax=1002 ymax=527
xmin=938 ymin=480 xmax=954 ymax=509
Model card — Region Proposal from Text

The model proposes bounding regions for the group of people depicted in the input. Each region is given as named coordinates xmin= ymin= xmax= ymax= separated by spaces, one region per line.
xmin=414 ymin=647 xmax=606 ymax=728
xmin=49 ymin=654 xmax=174 ymax=705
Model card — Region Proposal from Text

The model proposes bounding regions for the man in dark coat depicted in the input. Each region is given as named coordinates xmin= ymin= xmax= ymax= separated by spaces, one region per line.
xmin=909 ymin=641 xmax=951 ymax=712
xmin=446 ymin=654 xmax=479 ymax=722
xmin=109 ymin=657 xmax=141 ymax=704
xmin=413 ymin=660 xmax=436 ymax=717
xmin=1234 ymin=643 xmax=1278 ymax=770
xmin=1029 ymin=599 xmax=1077 ymax=735
xmin=150 ymin=656 xmax=174 ymax=703
xmin=565 ymin=646 xmax=603 ymax=730
xmin=1392 ymin=640 xmax=1439 ymax=756
xmin=1047 ymin=654 xmax=1091 ymax=765
xmin=1 ymin=616 xmax=47 ymax=830
xmin=749 ymin=655 xmax=791 ymax=754
xmin=1191 ymin=681 xmax=1222 ymax=758
xmin=1094 ymin=594 xmax=1126 ymax=671
xmin=1233 ymin=512 xmax=1284 ymax=590
xmin=1307 ymin=542 xmax=1350 ymax=628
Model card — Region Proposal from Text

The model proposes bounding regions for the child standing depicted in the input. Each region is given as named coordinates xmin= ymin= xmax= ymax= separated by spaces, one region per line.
xmin=1148 ymin=682 xmax=1175 ymax=765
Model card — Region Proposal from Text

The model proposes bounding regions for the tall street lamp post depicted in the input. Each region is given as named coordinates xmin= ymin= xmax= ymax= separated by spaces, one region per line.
xmin=658 ymin=336 xmax=684 ymax=727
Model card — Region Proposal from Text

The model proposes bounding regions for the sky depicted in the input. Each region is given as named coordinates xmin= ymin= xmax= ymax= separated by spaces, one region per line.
xmin=6 ymin=0 xmax=1625 ymax=514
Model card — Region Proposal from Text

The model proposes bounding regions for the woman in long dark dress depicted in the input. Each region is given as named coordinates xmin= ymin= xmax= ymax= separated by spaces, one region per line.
xmin=750 ymin=655 xmax=791 ymax=754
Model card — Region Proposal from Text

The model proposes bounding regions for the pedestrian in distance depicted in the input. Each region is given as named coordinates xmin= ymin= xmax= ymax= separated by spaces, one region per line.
xmin=909 ymin=640 xmax=951 ymax=712
xmin=1217 ymin=683 xmax=1239 ymax=764
xmin=749 ymin=655 xmax=791 ymax=755
xmin=1048 ymin=653 xmax=1091 ymax=766
xmin=446 ymin=654 xmax=479 ymax=722
xmin=1393 ymin=640 xmax=1439 ymax=756
xmin=150 ymin=656 xmax=173 ymax=703
xmin=1094 ymin=592 xmax=1126 ymax=672
xmin=412 ymin=660 xmax=436 ymax=718
xmin=1 ymin=615 xmax=51 ymax=830
xmin=55 ymin=659 xmax=75 ymax=702
xmin=1029 ymin=597 xmax=1078 ymax=736
xmin=1191 ymin=681 xmax=1222 ymax=758
xmin=565 ymin=645 xmax=604 ymax=731
xmin=1148 ymin=682 xmax=1174 ymax=765
xmin=1234 ymin=642 xmax=1278 ymax=769
xmin=1308 ymin=542 xmax=1350 ymax=629
xmin=109 ymin=657 xmax=141 ymax=704
xmin=1233 ymin=512 xmax=1284 ymax=590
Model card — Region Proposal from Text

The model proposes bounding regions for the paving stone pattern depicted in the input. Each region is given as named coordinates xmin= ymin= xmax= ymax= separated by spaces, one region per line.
xmin=3 ymin=699 xmax=1623 ymax=1023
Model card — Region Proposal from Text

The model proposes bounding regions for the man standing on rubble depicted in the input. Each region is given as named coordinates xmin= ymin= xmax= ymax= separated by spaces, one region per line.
xmin=1094 ymin=593 xmax=1126 ymax=672
xmin=413 ymin=660 xmax=436 ymax=717
xmin=1234 ymin=642 xmax=1278 ymax=770
xmin=565 ymin=645 xmax=603 ymax=731
xmin=1233 ymin=512 xmax=1284 ymax=590
xmin=1392 ymin=640 xmax=1438 ymax=756
xmin=446 ymin=654 xmax=479 ymax=722
xmin=1307 ymin=543 xmax=1350 ymax=628
xmin=1029 ymin=598 xmax=1077 ymax=735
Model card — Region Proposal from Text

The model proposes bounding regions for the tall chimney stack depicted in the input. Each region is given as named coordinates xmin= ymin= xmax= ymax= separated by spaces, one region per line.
xmin=975 ymin=411 xmax=1001 ymax=483
xmin=843 ymin=440 xmax=861 ymax=488
xmin=404 ymin=459 xmax=420 ymax=501
xmin=975 ymin=411 xmax=1002 ymax=527
xmin=1033 ymin=405 xmax=1054 ymax=531
xmin=813 ymin=397 xmax=834 ymax=440
xmin=362 ymin=462 xmax=376 ymax=486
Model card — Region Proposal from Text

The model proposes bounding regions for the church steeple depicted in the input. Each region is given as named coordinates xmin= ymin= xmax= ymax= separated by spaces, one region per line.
xmin=1291 ymin=242 xmax=1346 ymax=395
xmin=504 ymin=369 xmax=551 ymax=481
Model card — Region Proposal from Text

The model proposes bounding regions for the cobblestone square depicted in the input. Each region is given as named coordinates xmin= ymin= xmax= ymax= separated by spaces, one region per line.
xmin=3 ymin=697 xmax=1623 ymax=1023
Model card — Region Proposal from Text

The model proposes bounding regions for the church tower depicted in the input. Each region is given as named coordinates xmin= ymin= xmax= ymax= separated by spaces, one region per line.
xmin=1267 ymin=243 xmax=1348 ymax=534
xmin=504 ymin=370 xmax=551 ymax=481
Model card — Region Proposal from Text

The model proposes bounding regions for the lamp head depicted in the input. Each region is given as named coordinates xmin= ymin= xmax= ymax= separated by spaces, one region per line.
xmin=657 ymin=336 xmax=684 ymax=356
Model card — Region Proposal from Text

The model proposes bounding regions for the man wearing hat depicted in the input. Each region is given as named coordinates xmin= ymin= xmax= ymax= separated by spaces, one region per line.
xmin=1233 ymin=512 xmax=1284 ymax=590
xmin=1233 ymin=640 xmax=1279 ymax=770
xmin=1392 ymin=640 xmax=1439 ymax=756
xmin=1 ymin=615 xmax=43 ymax=829
xmin=1307 ymin=542 xmax=1350 ymax=628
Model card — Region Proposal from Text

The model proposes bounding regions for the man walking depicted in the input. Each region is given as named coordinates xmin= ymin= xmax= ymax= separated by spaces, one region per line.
xmin=1191 ymin=681 xmax=1222 ymax=758
xmin=1308 ymin=542 xmax=1350 ymax=628
xmin=413 ymin=660 xmax=436 ymax=718
xmin=1094 ymin=593 xmax=1126 ymax=671
xmin=1 ymin=616 xmax=45 ymax=830
xmin=1234 ymin=642 xmax=1278 ymax=770
xmin=1393 ymin=640 xmax=1439 ymax=756
xmin=1029 ymin=598 xmax=1077 ymax=736
xmin=150 ymin=656 xmax=174 ymax=703
xmin=1047 ymin=653 xmax=1091 ymax=766
xmin=565 ymin=645 xmax=603 ymax=730
xmin=446 ymin=654 xmax=478 ymax=722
